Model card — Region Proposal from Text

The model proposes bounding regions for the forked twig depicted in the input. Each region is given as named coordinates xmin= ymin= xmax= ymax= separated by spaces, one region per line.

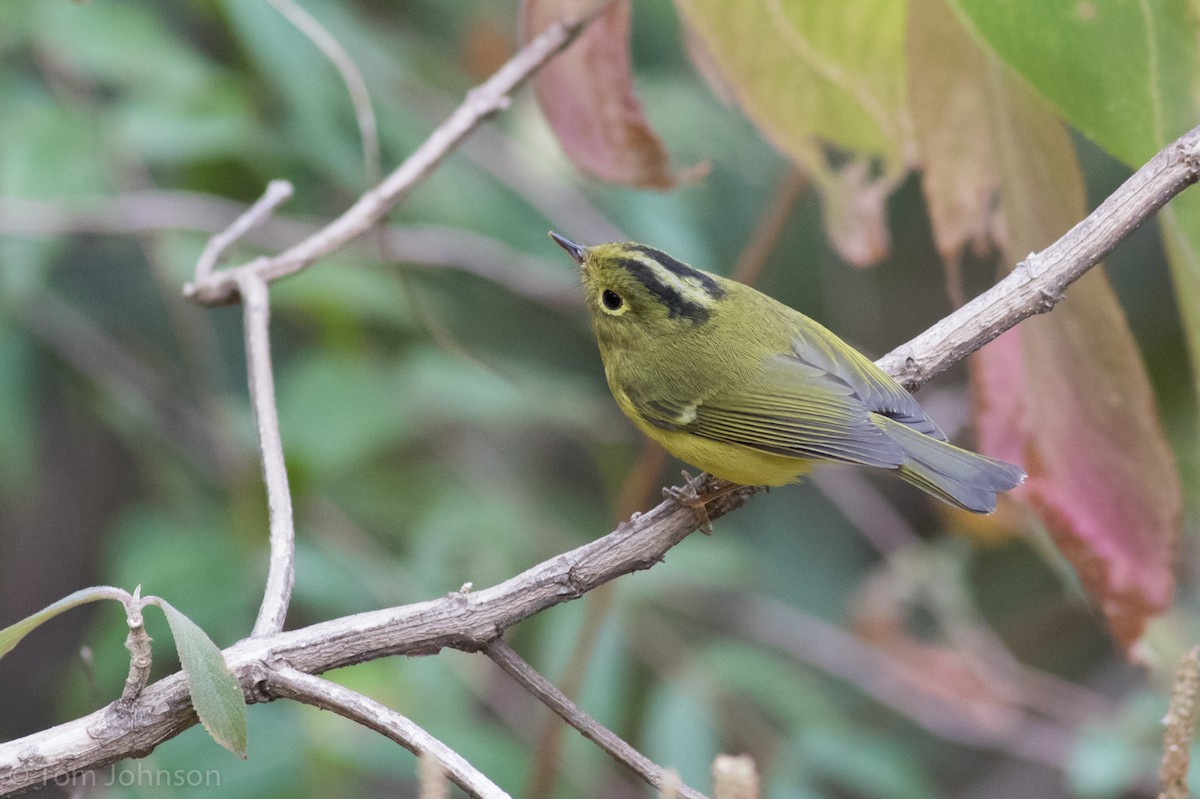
xmin=183 ymin=11 xmax=601 ymax=306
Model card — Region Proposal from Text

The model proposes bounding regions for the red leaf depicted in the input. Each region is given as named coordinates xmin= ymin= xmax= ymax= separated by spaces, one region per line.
xmin=909 ymin=0 xmax=1179 ymax=652
xmin=973 ymin=289 xmax=1180 ymax=650
xmin=521 ymin=0 xmax=675 ymax=189
xmin=968 ymin=59 xmax=1179 ymax=652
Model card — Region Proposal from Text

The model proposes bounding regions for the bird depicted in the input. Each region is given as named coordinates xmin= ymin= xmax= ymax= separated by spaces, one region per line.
xmin=550 ymin=231 xmax=1025 ymax=515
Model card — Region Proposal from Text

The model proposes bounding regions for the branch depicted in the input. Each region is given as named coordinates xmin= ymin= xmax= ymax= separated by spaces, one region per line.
xmin=486 ymin=640 xmax=710 ymax=799
xmin=182 ymin=12 xmax=597 ymax=306
xmin=5 ymin=82 xmax=1200 ymax=799
xmin=237 ymin=272 xmax=296 ymax=637
xmin=0 ymin=477 xmax=756 ymax=794
xmin=0 ymin=194 xmax=579 ymax=307
xmin=193 ymin=181 xmax=294 ymax=285
xmin=264 ymin=0 xmax=380 ymax=185
xmin=265 ymin=666 xmax=508 ymax=799
xmin=877 ymin=124 xmax=1200 ymax=389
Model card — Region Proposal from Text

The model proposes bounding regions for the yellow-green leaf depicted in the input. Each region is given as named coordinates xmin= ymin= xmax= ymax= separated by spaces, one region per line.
xmin=674 ymin=0 xmax=909 ymax=164
xmin=945 ymin=0 xmax=1197 ymax=168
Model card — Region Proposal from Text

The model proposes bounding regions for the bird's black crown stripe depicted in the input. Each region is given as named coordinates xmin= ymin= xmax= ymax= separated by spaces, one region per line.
xmin=631 ymin=245 xmax=725 ymax=299
xmin=615 ymin=257 xmax=712 ymax=324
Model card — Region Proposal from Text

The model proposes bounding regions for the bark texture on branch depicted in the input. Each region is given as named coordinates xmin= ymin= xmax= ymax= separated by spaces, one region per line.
xmin=3 ymin=30 xmax=1200 ymax=799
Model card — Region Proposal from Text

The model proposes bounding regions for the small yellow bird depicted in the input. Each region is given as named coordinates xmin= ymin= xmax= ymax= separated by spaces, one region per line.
xmin=550 ymin=232 xmax=1024 ymax=514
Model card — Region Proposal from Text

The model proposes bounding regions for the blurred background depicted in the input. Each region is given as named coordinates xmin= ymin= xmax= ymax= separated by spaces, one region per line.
xmin=0 ymin=1 xmax=1196 ymax=797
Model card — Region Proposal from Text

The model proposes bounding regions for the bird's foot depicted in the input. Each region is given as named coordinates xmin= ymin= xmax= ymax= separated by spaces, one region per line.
xmin=663 ymin=471 xmax=738 ymax=535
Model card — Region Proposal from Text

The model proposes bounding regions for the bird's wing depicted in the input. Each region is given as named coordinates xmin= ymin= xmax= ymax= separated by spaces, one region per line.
xmin=788 ymin=330 xmax=946 ymax=439
xmin=628 ymin=336 xmax=935 ymax=468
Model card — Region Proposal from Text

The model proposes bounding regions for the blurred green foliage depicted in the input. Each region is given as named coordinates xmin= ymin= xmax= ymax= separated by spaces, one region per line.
xmin=0 ymin=2 xmax=1196 ymax=798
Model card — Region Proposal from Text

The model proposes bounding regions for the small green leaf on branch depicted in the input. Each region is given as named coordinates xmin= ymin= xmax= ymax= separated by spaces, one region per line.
xmin=154 ymin=599 xmax=248 ymax=758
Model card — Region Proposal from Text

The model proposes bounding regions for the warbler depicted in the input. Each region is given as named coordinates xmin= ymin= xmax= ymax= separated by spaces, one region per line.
xmin=550 ymin=232 xmax=1025 ymax=514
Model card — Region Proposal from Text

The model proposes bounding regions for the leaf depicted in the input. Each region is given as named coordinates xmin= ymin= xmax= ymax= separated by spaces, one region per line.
xmin=0 ymin=587 xmax=123 ymax=659
xmin=674 ymin=0 xmax=909 ymax=164
xmin=817 ymin=156 xmax=897 ymax=268
xmin=156 ymin=599 xmax=247 ymax=758
xmin=907 ymin=0 xmax=1001 ymax=275
xmin=971 ymin=55 xmax=1179 ymax=651
xmin=522 ymin=0 xmax=676 ymax=189
xmin=945 ymin=0 xmax=1198 ymax=168
xmin=675 ymin=0 xmax=910 ymax=266
xmin=943 ymin=0 xmax=1200 ymax=455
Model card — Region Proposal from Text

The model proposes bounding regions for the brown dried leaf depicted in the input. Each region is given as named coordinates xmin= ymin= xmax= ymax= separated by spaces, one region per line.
xmin=522 ymin=0 xmax=675 ymax=189
xmin=817 ymin=157 xmax=896 ymax=268
xmin=907 ymin=0 xmax=1001 ymax=283
xmin=675 ymin=0 xmax=910 ymax=266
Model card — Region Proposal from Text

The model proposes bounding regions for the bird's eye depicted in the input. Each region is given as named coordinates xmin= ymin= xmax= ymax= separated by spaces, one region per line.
xmin=601 ymin=289 xmax=623 ymax=311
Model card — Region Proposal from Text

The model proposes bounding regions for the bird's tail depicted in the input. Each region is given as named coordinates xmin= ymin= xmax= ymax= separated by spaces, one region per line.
xmin=873 ymin=415 xmax=1026 ymax=514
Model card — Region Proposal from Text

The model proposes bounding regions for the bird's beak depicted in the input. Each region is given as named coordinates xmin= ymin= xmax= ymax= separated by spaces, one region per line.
xmin=548 ymin=231 xmax=586 ymax=265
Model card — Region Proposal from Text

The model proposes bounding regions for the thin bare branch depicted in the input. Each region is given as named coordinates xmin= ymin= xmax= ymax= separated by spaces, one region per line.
xmin=184 ymin=11 xmax=600 ymax=306
xmin=237 ymin=272 xmax=296 ymax=637
xmin=0 ymin=194 xmax=578 ymax=307
xmin=193 ymin=180 xmax=293 ymax=285
xmin=266 ymin=666 xmax=508 ymax=799
xmin=486 ymin=640 xmax=711 ymax=799
xmin=265 ymin=0 xmax=380 ymax=186
xmin=0 ymin=477 xmax=755 ymax=793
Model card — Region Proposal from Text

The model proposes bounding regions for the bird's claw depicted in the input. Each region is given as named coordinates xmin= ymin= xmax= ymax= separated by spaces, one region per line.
xmin=663 ymin=470 xmax=716 ymax=535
